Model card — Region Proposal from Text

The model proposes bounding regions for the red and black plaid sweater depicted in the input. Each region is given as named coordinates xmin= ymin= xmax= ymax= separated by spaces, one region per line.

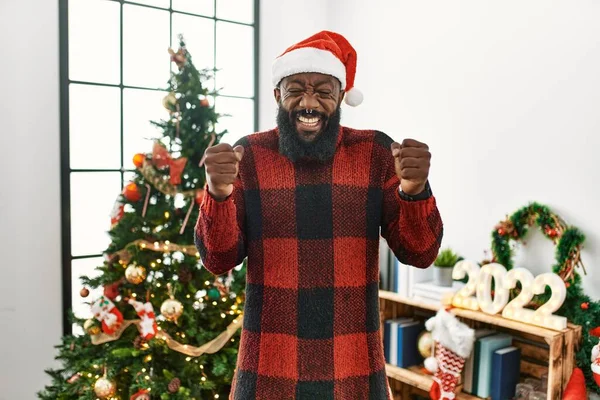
xmin=194 ymin=126 xmax=443 ymax=400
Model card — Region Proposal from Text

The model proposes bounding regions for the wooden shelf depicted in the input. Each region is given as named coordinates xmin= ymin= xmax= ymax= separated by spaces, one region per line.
xmin=385 ymin=364 xmax=482 ymax=400
xmin=379 ymin=290 xmax=565 ymax=340
xmin=379 ymin=290 xmax=582 ymax=399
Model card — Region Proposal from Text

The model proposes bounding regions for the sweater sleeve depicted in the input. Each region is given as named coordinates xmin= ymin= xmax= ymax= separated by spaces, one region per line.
xmin=380 ymin=158 xmax=443 ymax=268
xmin=194 ymin=177 xmax=247 ymax=276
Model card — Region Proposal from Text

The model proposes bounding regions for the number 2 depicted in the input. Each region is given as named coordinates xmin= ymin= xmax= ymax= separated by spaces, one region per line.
xmin=452 ymin=260 xmax=480 ymax=310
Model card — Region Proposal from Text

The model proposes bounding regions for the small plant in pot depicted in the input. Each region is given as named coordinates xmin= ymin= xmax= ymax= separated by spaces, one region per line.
xmin=433 ymin=248 xmax=460 ymax=287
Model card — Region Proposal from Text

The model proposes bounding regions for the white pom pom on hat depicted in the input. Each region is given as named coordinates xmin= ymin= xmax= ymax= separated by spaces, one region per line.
xmin=272 ymin=30 xmax=363 ymax=107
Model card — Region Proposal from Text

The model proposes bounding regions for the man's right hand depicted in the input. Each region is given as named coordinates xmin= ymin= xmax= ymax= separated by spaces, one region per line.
xmin=204 ymin=143 xmax=245 ymax=201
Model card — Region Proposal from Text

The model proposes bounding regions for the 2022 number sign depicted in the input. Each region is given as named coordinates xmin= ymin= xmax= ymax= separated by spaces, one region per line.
xmin=451 ymin=260 xmax=567 ymax=330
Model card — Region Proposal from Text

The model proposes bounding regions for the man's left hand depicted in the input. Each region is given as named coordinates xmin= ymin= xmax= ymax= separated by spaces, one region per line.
xmin=390 ymin=139 xmax=431 ymax=195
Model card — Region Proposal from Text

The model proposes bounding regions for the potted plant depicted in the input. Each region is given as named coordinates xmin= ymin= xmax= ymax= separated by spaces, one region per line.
xmin=433 ymin=248 xmax=460 ymax=287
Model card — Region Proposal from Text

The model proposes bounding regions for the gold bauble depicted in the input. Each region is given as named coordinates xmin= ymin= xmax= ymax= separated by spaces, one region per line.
xmin=83 ymin=319 xmax=101 ymax=336
xmin=162 ymin=92 xmax=178 ymax=111
xmin=417 ymin=331 xmax=434 ymax=359
xmin=125 ymin=265 xmax=147 ymax=285
xmin=93 ymin=377 xmax=116 ymax=398
xmin=161 ymin=298 xmax=183 ymax=322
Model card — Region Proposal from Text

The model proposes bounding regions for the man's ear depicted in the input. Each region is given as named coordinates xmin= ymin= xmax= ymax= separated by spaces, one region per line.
xmin=338 ymin=90 xmax=346 ymax=106
xmin=274 ymin=87 xmax=281 ymax=103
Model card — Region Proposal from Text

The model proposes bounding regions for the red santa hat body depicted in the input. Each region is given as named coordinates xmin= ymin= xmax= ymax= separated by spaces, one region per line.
xmin=272 ymin=30 xmax=363 ymax=106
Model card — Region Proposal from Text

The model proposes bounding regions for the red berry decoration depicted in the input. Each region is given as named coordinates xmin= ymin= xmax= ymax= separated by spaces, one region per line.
xmin=497 ymin=228 xmax=506 ymax=236
xmin=200 ymin=98 xmax=210 ymax=107
xmin=581 ymin=302 xmax=589 ymax=310
xmin=133 ymin=153 xmax=146 ymax=168
xmin=123 ymin=182 xmax=142 ymax=202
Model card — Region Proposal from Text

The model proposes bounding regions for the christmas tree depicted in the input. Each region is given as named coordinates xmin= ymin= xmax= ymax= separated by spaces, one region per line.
xmin=38 ymin=36 xmax=246 ymax=400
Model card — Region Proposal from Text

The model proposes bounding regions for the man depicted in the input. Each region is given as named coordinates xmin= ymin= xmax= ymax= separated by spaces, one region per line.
xmin=195 ymin=31 xmax=443 ymax=400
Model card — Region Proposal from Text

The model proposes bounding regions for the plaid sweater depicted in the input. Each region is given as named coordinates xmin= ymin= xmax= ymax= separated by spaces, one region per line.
xmin=194 ymin=127 xmax=443 ymax=400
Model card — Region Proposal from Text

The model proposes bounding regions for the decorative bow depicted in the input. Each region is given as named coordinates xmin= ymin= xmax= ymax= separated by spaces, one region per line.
xmin=152 ymin=142 xmax=188 ymax=185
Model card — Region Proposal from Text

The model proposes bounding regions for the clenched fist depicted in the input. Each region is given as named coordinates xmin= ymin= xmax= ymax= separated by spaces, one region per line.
xmin=204 ymin=143 xmax=244 ymax=201
xmin=390 ymin=139 xmax=431 ymax=195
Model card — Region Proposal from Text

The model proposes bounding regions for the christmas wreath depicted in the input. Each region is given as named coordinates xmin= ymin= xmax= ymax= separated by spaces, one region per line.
xmin=490 ymin=202 xmax=600 ymax=393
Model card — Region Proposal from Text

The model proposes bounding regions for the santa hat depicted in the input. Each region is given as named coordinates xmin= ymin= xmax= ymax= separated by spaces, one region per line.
xmin=271 ymin=30 xmax=364 ymax=107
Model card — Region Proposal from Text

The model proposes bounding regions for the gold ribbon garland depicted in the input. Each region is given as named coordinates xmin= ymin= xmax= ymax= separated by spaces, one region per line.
xmin=115 ymin=239 xmax=199 ymax=264
xmin=90 ymin=314 xmax=243 ymax=357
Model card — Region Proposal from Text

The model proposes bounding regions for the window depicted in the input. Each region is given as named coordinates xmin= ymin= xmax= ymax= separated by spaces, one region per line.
xmin=59 ymin=0 xmax=258 ymax=334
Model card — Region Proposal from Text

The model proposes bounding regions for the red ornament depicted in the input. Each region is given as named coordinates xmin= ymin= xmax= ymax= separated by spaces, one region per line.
xmin=200 ymin=98 xmax=210 ymax=107
xmin=80 ymin=288 xmax=90 ymax=298
xmin=590 ymin=327 xmax=600 ymax=337
xmin=195 ymin=189 xmax=205 ymax=205
xmin=123 ymin=183 xmax=142 ymax=202
xmin=581 ymin=302 xmax=590 ymax=310
xmin=133 ymin=153 xmax=146 ymax=168
xmin=497 ymin=228 xmax=506 ymax=236
xmin=103 ymin=281 xmax=121 ymax=300
xmin=130 ymin=389 xmax=151 ymax=400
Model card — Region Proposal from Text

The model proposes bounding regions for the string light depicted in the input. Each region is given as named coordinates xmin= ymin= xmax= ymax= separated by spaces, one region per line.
xmin=156 ymin=283 xmax=161 ymax=287
xmin=205 ymin=281 xmax=210 ymax=286
xmin=141 ymin=243 xmax=147 ymax=249
xmin=212 ymin=301 xmax=217 ymax=306
xmin=164 ymin=211 xmax=170 ymax=219
xmin=222 ymin=297 xmax=227 ymax=302
xmin=201 ymin=377 xmax=207 ymax=381
xmin=186 ymin=357 xmax=192 ymax=362
xmin=221 ymin=313 xmax=226 ymax=318
xmin=181 ymin=333 xmax=186 ymax=338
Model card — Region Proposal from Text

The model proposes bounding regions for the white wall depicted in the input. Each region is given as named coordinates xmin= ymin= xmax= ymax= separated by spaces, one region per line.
xmin=0 ymin=1 xmax=62 ymax=399
xmin=319 ymin=0 xmax=600 ymax=297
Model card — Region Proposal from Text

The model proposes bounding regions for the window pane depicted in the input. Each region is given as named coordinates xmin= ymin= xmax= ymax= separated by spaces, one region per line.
xmin=215 ymin=96 xmax=254 ymax=145
xmin=69 ymin=84 xmax=121 ymax=169
xmin=71 ymin=172 xmax=122 ymax=256
xmin=216 ymin=22 xmax=254 ymax=97
xmin=172 ymin=0 xmax=214 ymax=17
xmin=69 ymin=0 xmax=120 ymax=84
xmin=172 ymin=13 xmax=215 ymax=72
xmin=128 ymin=0 xmax=170 ymax=8
xmin=217 ymin=0 xmax=254 ymax=24
xmin=71 ymin=257 xmax=104 ymax=325
xmin=123 ymin=88 xmax=167 ymax=169
xmin=123 ymin=5 xmax=170 ymax=88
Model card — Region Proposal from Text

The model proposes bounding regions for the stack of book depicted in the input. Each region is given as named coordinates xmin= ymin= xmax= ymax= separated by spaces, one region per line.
xmin=462 ymin=330 xmax=521 ymax=400
xmin=383 ymin=317 xmax=424 ymax=368
xmin=411 ymin=280 xmax=464 ymax=305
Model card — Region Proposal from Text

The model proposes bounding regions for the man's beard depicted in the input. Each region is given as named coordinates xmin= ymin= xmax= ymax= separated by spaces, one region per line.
xmin=276 ymin=103 xmax=341 ymax=163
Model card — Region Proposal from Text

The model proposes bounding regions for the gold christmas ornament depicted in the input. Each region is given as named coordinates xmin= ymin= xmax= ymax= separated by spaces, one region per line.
xmin=161 ymin=298 xmax=183 ymax=322
xmin=93 ymin=376 xmax=116 ymax=398
xmin=161 ymin=282 xmax=183 ymax=322
xmin=417 ymin=331 xmax=434 ymax=359
xmin=162 ymin=92 xmax=177 ymax=111
xmin=125 ymin=264 xmax=147 ymax=285
xmin=83 ymin=319 xmax=101 ymax=336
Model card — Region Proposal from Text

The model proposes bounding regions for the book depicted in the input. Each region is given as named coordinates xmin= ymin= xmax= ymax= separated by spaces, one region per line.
xmin=475 ymin=333 xmax=513 ymax=398
xmin=490 ymin=346 xmax=521 ymax=400
xmin=397 ymin=320 xmax=424 ymax=367
xmin=463 ymin=329 xmax=496 ymax=393
xmin=383 ymin=318 xmax=412 ymax=365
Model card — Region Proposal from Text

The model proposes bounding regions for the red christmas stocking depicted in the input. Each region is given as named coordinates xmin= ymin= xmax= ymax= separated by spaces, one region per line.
xmin=429 ymin=342 xmax=466 ymax=400
xmin=424 ymin=309 xmax=474 ymax=400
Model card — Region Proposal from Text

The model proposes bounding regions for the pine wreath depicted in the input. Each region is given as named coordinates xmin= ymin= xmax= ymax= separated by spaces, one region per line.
xmin=490 ymin=202 xmax=600 ymax=393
